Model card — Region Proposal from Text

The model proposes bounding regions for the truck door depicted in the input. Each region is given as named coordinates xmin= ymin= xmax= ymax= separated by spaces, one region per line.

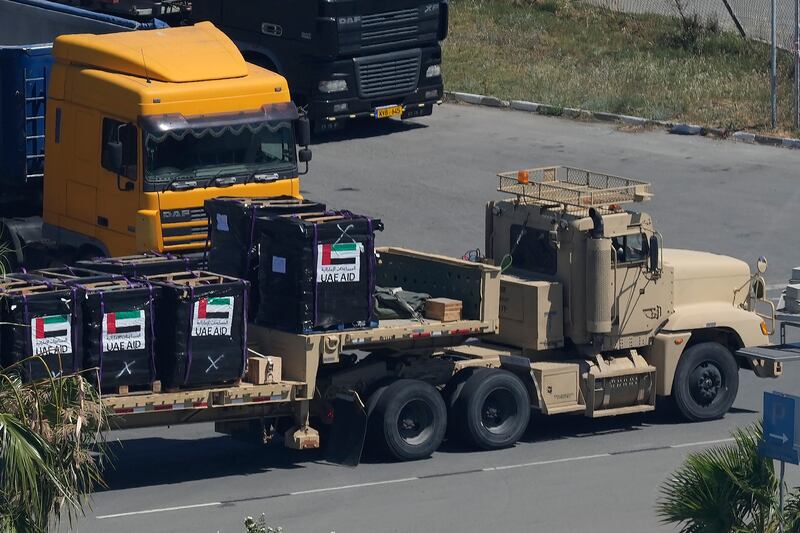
xmin=97 ymin=117 xmax=140 ymax=254
xmin=612 ymin=232 xmax=666 ymax=337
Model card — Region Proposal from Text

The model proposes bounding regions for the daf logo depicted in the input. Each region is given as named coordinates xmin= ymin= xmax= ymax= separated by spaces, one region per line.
xmin=338 ymin=16 xmax=361 ymax=25
xmin=163 ymin=209 xmax=191 ymax=219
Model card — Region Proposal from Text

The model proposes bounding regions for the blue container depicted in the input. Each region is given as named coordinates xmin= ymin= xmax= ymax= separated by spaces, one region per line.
xmin=0 ymin=44 xmax=52 ymax=187
xmin=0 ymin=0 xmax=167 ymax=191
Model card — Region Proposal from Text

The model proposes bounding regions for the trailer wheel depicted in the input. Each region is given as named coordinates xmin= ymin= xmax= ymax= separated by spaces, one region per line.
xmin=369 ymin=379 xmax=447 ymax=461
xmin=672 ymin=342 xmax=739 ymax=422
xmin=451 ymin=369 xmax=530 ymax=450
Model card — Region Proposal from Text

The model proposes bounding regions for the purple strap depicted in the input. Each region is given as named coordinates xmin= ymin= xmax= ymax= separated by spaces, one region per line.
xmin=247 ymin=204 xmax=258 ymax=272
xmin=69 ymin=286 xmax=78 ymax=373
xmin=145 ymin=281 xmax=156 ymax=382
xmin=99 ymin=292 xmax=105 ymax=387
xmin=21 ymin=293 xmax=31 ymax=378
xmin=366 ymin=217 xmax=375 ymax=319
xmin=240 ymin=279 xmax=248 ymax=378
xmin=312 ymin=222 xmax=320 ymax=326
xmin=184 ymin=285 xmax=195 ymax=385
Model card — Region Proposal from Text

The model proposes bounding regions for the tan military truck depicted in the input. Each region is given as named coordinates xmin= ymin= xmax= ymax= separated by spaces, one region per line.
xmin=103 ymin=166 xmax=786 ymax=464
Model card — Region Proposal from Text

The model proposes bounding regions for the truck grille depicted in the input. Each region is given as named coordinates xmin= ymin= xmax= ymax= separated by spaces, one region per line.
xmin=160 ymin=207 xmax=209 ymax=250
xmin=362 ymin=8 xmax=419 ymax=27
xmin=355 ymin=50 xmax=421 ymax=99
xmin=361 ymin=8 xmax=419 ymax=45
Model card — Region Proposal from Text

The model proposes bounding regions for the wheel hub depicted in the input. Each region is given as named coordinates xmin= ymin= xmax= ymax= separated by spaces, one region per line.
xmin=689 ymin=362 xmax=723 ymax=406
xmin=396 ymin=399 xmax=434 ymax=446
xmin=480 ymin=388 xmax=518 ymax=433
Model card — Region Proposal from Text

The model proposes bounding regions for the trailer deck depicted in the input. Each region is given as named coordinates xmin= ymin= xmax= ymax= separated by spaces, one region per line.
xmin=103 ymin=246 xmax=501 ymax=438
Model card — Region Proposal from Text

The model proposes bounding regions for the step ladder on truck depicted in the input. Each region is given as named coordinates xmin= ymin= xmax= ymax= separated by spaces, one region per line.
xmin=100 ymin=166 xmax=796 ymax=465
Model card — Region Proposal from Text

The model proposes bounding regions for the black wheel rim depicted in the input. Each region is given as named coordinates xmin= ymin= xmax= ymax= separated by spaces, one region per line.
xmin=397 ymin=399 xmax=434 ymax=446
xmin=688 ymin=361 xmax=724 ymax=407
xmin=480 ymin=388 xmax=518 ymax=435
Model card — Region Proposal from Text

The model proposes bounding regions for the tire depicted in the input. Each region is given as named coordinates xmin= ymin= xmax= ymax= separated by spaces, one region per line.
xmin=0 ymin=223 xmax=19 ymax=274
xmin=369 ymin=379 xmax=447 ymax=461
xmin=451 ymin=369 xmax=530 ymax=450
xmin=672 ymin=341 xmax=739 ymax=422
xmin=73 ymin=245 xmax=105 ymax=265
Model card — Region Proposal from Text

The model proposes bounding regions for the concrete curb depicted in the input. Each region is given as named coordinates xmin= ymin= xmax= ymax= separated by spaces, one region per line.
xmin=445 ymin=91 xmax=800 ymax=150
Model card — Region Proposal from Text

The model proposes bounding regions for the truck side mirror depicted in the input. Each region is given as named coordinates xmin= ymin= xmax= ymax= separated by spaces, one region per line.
xmin=649 ymin=234 xmax=660 ymax=272
xmin=297 ymin=116 xmax=311 ymax=147
xmin=298 ymin=147 xmax=312 ymax=175
xmin=102 ymin=140 xmax=124 ymax=174
xmin=753 ymin=277 xmax=766 ymax=299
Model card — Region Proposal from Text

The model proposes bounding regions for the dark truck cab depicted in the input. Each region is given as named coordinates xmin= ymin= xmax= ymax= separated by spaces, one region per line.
xmin=191 ymin=0 xmax=448 ymax=130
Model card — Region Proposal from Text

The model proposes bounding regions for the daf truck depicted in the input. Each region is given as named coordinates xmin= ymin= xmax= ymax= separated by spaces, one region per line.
xmin=0 ymin=0 xmax=312 ymax=271
xmin=97 ymin=166 xmax=795 ymax=464
xmin=190 ymin=0 xmax=448 ymax=131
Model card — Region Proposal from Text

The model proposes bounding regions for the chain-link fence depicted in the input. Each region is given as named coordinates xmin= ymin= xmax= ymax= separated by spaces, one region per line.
xmin=584 ymin=0 xmax=796 ymax=50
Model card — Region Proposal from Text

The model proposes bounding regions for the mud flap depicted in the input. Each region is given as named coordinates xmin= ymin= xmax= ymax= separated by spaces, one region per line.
xmin=325 ymin=391 xmax=367 ymax=466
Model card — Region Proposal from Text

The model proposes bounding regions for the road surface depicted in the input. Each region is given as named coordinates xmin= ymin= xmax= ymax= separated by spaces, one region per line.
xmin=74 ymin=103 xmax=800 ymax=533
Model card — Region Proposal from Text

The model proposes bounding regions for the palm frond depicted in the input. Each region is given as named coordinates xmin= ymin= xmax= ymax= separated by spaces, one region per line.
xmin=657 ymin=423 xmax=780 ymax=533
xmin=0 ymin=357 xmax=108 ymax=532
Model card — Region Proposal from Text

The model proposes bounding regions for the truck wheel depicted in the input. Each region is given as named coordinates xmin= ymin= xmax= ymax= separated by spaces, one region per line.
xmin=369 ymin=379 xmax=446 ymax=461
xmin=672 ymin=342 xmax=739 ymax=422
xmin=0 ymin=225 xmax=19 ymax=273
xmin=451 ymin=369 xmax=530 ymax=450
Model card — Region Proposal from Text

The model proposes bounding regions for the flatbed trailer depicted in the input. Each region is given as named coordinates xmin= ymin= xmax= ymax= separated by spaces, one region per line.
xmin=102 ymin=247 xmax=501 ymax=456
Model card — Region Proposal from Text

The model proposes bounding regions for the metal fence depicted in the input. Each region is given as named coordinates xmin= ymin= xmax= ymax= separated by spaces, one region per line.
xmin=584 ymin=0 xmax=796 ymax=50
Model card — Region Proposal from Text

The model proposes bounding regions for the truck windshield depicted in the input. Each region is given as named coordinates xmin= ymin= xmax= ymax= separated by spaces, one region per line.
xmin=143 ymin=120 xmax=296 ymax=187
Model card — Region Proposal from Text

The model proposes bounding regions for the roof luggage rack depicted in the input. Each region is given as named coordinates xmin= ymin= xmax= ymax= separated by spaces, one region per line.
xmin=497 ymin=166 xmax=653 ymax=213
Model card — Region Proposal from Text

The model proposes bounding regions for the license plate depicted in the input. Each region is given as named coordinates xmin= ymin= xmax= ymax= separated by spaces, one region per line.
xmin=374 ymin=105 xmax=404 ymax=119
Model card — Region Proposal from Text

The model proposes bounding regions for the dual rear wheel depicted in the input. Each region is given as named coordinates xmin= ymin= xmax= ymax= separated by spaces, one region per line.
xmin=367 ymin=369 xmax=531 ymax=461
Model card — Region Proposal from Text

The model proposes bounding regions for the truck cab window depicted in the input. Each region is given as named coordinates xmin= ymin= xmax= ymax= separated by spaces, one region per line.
xmin=101 ymin=118 xmax=137 ymax=179
xmin=612 ymin=233 xmax=648 ymax=263
xmin=510 ymin=225 xmax=557 ymax=275
xmin=143 ymin=120 xmax=296 ymax=188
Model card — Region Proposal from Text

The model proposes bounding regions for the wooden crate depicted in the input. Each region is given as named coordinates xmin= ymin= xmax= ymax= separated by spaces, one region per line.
xmin=424 ymin=297 xmax=463 ymax=322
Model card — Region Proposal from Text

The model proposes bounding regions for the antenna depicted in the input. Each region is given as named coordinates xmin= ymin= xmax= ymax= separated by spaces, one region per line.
xmin=141 ymin=49 xmax=151 ymax=84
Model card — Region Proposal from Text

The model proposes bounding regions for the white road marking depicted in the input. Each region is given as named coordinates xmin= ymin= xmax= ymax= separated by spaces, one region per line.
xmin=483 ymin=453 xmax=611 ymax=471
xmin=95 ymin=437 xmax=738 ymax=520
xmin=670 ymin=437 xmax=735 ymax=449
xmin=290 ymin=477 xmax=418 ymax=496
xmin=767 ymin=283 xmax=787 ymax=291
xmin=96 ymin=501 xmax=222 ymax=519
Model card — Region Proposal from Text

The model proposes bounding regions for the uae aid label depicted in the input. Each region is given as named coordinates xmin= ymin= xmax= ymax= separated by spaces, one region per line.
xmin=103 ymin=310 xmax=146 ymax=352
xmin=193 ymin=297 xmax=234 ymax=336
xmin=31 ymin=315 xmax=72 ymax=356
xmin=317 ymin=242 xmax=362 ymax=283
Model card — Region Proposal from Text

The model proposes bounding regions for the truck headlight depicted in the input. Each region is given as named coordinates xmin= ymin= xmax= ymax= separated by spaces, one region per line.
xmin=425 ymin=64 xmax=441 ymax=78
xmin=318 ymin=79 xmax=348 ymax=93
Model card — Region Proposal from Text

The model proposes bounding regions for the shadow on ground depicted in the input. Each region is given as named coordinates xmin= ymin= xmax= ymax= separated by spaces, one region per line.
xmin=310 ymin=117 xmax=427 ymax=145
xmin=99 ymin=436 xmax=325 ymax=491
xmin=99 ymin=404 xmax=759 ymax=488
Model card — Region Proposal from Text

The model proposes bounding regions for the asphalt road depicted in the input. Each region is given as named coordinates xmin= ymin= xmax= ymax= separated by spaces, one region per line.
xmin=74 ymin=103 xmax=800 ymax=533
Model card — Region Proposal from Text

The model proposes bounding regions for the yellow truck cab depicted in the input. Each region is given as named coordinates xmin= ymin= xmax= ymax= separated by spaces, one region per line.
xmin=41 ymin=22 xmax=307 ymax=258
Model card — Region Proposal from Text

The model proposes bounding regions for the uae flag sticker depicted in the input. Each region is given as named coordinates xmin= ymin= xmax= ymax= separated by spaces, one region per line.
xmin=30 ymin=315 xmax=72 ymax=356
xmin=193 ymin=297 xmax=234 ymax=337
xmin=102 ymin=310 xmax=146 ymax=352
xmin=317 ymin=242 xmax=363 ymax=283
